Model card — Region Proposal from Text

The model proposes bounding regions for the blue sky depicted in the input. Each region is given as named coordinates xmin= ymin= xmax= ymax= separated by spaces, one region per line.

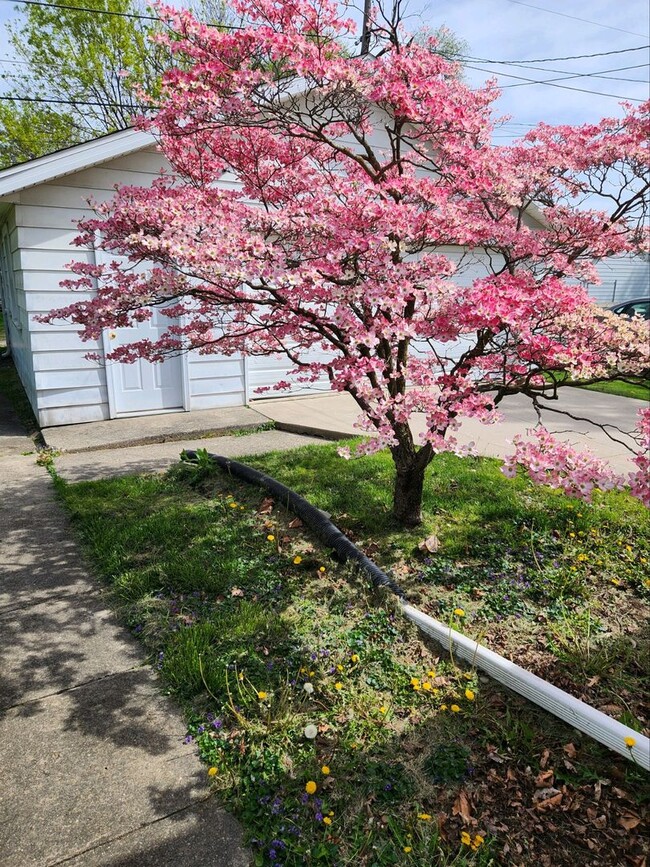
xmin=407 ymin=0 xmax=649 ymax=136
xmin=0 ymin=0 xmax=648 ymax=138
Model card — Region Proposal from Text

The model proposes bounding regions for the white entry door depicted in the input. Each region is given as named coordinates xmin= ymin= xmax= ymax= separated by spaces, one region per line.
xmin=105 ymin=307 xmax=185 ymax=416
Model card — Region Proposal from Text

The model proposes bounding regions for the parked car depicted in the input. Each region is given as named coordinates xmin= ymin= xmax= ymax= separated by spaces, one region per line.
xmin=609 ymin=297 xmax=650 ymax=320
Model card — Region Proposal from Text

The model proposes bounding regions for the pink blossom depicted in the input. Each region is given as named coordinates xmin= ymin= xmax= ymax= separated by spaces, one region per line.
xmin=39 ymin=0 xmax=650 ymax=517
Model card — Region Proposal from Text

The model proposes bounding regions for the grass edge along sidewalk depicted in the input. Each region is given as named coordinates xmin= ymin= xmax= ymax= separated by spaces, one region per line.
xmin=54 ymin=444 xmax=650 ymax=867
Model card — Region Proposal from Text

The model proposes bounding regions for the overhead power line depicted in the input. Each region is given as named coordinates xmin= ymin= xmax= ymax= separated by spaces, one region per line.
xmin=0 ymin=0 xmax=244 ymax=26
xmin=0 ymin=93 xmax=141 ymax=108
xmin=2 ymin=0 xmax=650 ymax=67
xmin=462 ymin=45 xmax=650 ymax=65
xmin=466 ymin=64 xmax=646 ymax=101
xmin=504 ymin=0 xmax=648 ymax=39
xmin=501 ymin=63 xmax=650 ymax=89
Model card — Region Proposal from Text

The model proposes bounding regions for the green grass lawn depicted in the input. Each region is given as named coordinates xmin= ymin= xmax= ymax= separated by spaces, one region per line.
xmin=55 ymin=446 xmax=649 ymax=867
xmin=576 ymin=379 xmax=650 ymax=401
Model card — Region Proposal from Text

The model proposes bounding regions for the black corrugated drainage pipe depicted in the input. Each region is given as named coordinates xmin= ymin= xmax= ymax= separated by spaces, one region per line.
xmin=181 ymin=450 xmax=649 ymax=769
xmin=183 ymin=450 xmax=406 ymax=600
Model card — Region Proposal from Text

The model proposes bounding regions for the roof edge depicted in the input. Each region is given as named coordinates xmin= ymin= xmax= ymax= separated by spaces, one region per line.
xmin=0 ymin=128 xmax=157 ymax=198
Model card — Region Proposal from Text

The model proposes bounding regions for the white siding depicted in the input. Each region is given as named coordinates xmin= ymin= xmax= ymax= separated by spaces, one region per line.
xmin=0 ymin=207 xmax=39 ymax=417
xmin=186 ymin=354 xmax=247 ymax=409
xmin=12 ymin=147 xmax=246 ymax=427
xmin=589 ymin=255 xmax=650 ymax=305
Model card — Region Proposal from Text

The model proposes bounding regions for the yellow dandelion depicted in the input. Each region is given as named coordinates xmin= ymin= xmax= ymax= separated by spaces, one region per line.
xmin=319 ymin=566 xmax=326 ymax=573
xmin=321 ymin=765 xmax=330 ymax=775
xmin=427 ymin=670 xmax=436 ymax=678
xmin=305 ymin=781 xmax=317 ymax=795
xmin=423 ymin=682 xmax=432 ymax=691
xmin=267 ymin=534 xmax=275 ymax=542
xmin=334 ymin=682 xmax=343 ymax=690
xmin=403 ymin=846 xmax=412 ymax=853
xmin=450 ymin=704 xmax=461 ymax=713
xmin=569 ymin=532 xmax=575 ymax=538
xmin=417 ymin=813 xmax=432 ymax=821
xmin=454 ymin=608 xmax=465 ymax=617
xmin=351 ymin=654 xmax=359 ymax=663
xmin=624 ymin=736 xmax=636 ymax=748
xmin=440 ymin=704 xmax=448 ymax=711
xmin=323 ymin=816 xmax=332 ymax=825
xmin=257 ymin=691 xmax=267 ymax=701
xmin=472 ymin=834 xmax=485 ymax=850
xmin=379 ymin=705 xmax=387 ymax=714
xmin=336 ymin=664 xmax=344 ymax=672
xmin=293 ymin=555 xmax=302 ymax=565
xmin=577 ymin=553 xmax=588 ymax=562
xmin=207 ymin=766 xmax=218 ymax=777
xmin=611 ymin=578 xmax=621 ymax=586
xmin=465 ymin=689 xmax=475 ymax=701
xmin=229 ymin=502 xmax=238 ymax=508
xmin=460 ymin=831 xmax=472 ymax=846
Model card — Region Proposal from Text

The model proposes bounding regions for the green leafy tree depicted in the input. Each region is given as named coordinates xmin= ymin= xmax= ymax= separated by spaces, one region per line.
xmin=0 ymin=0 xmax=229 ymax=167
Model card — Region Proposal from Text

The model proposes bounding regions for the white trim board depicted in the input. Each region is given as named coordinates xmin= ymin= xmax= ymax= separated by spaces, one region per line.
xmin=0 ymin=129 xmax=156 ymax=198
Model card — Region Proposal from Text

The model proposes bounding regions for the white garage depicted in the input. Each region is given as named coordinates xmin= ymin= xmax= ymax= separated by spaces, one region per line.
xmin=0 ymin=128 xmax=334 ymax=428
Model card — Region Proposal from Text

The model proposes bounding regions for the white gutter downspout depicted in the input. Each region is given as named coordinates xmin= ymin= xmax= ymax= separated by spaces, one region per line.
xmin=402 ymin=604 xmax=650 ymax=770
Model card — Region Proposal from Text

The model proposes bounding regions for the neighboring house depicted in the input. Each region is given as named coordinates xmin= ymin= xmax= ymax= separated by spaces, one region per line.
xmin=589 ymin=255 xmax=650 ymax=306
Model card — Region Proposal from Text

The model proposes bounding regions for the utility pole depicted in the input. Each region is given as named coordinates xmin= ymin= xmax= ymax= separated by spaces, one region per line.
xmin=360 ymin=0 xmax=372 ymax=54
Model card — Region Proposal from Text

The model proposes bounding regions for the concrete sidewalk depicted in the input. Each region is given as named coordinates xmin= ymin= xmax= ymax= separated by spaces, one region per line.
xmin=42 ymin=405 xmax=270 ymax=454
xmin=0 ymin=447 xmax=252 ymax=867
xmin=0 ymin=404 xmax=329 ymax=865
xmin=255 ymin=387 xmax=647 ymax=475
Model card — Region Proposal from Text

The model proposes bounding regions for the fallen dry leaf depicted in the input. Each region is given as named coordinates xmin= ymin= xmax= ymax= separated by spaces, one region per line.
xmin=452 ymin=789 xmax=473 ymax=824
xmin=539 ymin=748 xmax=551 ymax=769
xmin=418 ymin=534 xmax=441 ymax=553
xmin=533 ymin=788 xmax=563 ymax=811
xmin=288 ymin=517 xmax=302 ymax=528
xmin=259 ymin=497 xmax=274 ymax=514
xmin=230 ymin=587 xmax=244 ymax=597
xmin=617 ymin=811 xmax=641 ymax=831
xmin=598 ymin=704 xmax=623 ymax=716
xmin=563 ymin=743 xmax=577 ymax=759
xmin=535 ymin=769 xmax=555 ymax=788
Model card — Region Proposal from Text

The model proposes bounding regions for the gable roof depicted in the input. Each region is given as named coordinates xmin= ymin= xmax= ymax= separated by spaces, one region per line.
xmin=0 ymin=128 xmax=156 ymax=198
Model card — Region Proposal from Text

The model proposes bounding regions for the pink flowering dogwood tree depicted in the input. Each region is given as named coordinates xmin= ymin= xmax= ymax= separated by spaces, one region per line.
xmin=43 ymin=0 xmax=650 ymax=525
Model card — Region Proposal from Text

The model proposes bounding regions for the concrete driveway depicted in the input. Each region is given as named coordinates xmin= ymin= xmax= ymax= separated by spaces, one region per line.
xmin=254 ymin=387 xmax=647 ymax=475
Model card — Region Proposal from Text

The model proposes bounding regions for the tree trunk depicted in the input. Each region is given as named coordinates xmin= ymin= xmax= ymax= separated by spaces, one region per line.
xmin=392 ymin=458 xmax=427 ymax=527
